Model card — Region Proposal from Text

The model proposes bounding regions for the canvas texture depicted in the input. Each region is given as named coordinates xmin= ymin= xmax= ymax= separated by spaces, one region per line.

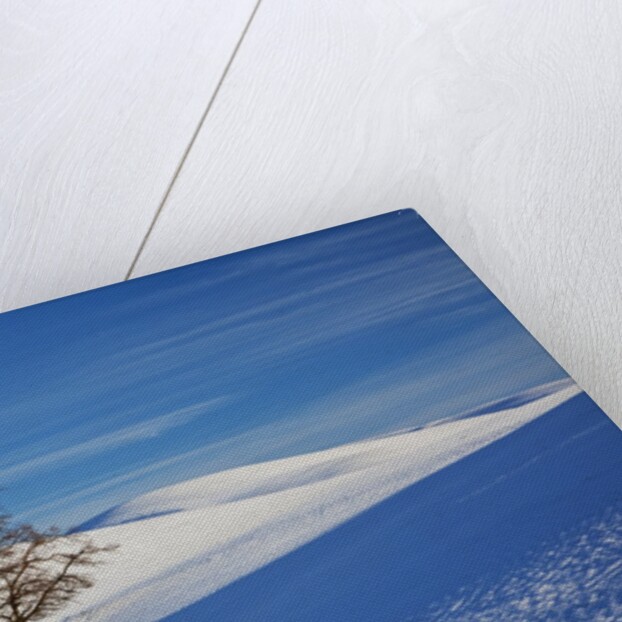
xmin=1 ymin=210 xmax=620 ymax=621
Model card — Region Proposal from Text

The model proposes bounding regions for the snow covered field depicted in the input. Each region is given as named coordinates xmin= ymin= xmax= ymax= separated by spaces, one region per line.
xmin=56 ymin=381 xmax=622 ymax=621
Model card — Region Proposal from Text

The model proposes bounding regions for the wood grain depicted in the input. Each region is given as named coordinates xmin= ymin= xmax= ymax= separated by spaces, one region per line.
xmin=0 ymin=0 xmax=257 ymax=312
xmin=133 ymin=0 xmax=622 ymax=425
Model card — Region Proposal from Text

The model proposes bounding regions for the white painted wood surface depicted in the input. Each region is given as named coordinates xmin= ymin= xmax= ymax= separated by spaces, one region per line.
xmin=0 ymin=0 xmax=257 ymax=310
xmin=1 ymin=0 xmax=620 ymax=425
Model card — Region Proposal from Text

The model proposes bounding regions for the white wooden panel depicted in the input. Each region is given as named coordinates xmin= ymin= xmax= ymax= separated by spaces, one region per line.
xmin=134 ymin=0 xmax=622 ymax=425
xmin=0 ymin=0 xmax=257 ymax=312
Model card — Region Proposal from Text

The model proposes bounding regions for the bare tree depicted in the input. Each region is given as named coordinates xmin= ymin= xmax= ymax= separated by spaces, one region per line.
xmin=0 ymin=514 xmax=116 ymax=621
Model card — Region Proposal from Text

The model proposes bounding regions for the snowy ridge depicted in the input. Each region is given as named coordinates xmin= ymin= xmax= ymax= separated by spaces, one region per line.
xmin=75 ymin=378 xmax=576 ymax=532
xmin=55 ymin=382 xmax=584 ymax=621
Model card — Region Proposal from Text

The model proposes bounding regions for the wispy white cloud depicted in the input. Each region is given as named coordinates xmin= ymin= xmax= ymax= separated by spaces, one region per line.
xmin=3 ymin=242 xmax=460 ymax=426
xmin=0 ymin=397 xmax=227 ymax=483
xmin=104 ymin=245 xmax=451 ymax=364
xmin=102 ymin=251 xmax=478 ymax=383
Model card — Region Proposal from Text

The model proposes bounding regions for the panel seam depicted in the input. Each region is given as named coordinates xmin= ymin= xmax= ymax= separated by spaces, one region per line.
xmin=124 ymin=0 xmax=264 ymax=280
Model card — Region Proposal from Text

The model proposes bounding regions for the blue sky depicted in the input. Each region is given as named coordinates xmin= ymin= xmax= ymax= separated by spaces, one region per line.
xmin=0 ymin=211 xmax=567 ymax=529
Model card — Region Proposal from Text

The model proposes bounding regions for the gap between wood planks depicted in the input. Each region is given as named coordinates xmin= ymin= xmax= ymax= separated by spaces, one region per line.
xmin=124 ymin=0 xmax=264 ymax=281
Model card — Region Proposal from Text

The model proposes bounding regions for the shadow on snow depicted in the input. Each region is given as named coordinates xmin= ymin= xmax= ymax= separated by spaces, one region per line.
xmin=165 ymin=393 xmax=622 ymax=621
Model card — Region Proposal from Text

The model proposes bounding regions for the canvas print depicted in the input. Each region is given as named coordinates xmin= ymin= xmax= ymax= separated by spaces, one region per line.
xmin=1 ymin=210 xmax=621 ymax=621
